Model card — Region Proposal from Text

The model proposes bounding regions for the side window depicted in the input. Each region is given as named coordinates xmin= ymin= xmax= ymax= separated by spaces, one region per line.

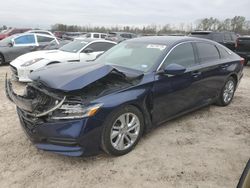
xmin=163 ymin=43 xmax=196 ymax=68
xmin=86 ymin=42 xmax=115 ymax=52
xmin=224 ymin=33 xmax=232 ymax=41
xmin=121 ymin=34 xmax=131 ymax=38
xmin=37 ymin=35 xmax=54 ymax=43
xmin=101 ymin=34 xmax=106 ymax=39
xmin=196 ymin=42 xmax=220 ymax=63
xmin=93 ymin=34 xmax=99 ymax=38
xmin=212 ymin=33 xmax=223 ymax=43
xmin=14 ymin=34 xmax=35 ymax=45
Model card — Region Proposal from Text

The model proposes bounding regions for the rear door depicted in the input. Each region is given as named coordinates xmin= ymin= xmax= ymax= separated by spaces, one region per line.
xmin=193 ymin=42 xmax=227 ymax=100
xmin=36 ymin=34 xmax=57 ymax=49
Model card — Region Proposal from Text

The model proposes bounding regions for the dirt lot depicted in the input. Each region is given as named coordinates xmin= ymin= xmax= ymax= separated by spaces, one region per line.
xmin=0 ymin=65 xmax=249 ymax=188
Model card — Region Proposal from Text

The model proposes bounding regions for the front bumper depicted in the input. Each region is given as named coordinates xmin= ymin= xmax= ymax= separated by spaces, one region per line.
xmin=17 ymin=107 xmax=104 ymax=156
xmin=5 ymin=77 xmax=104 ymax=156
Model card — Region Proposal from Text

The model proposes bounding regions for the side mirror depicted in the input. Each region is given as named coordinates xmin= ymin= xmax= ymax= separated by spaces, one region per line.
xmin=83 ymin=48 xmax=94 ymax=53
xmin=8 ymin=42 xmax=13 ymax=47
xmin=161 ymin=63 xmax=186 ymax=75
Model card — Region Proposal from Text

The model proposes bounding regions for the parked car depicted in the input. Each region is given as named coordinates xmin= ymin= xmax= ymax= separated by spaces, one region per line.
xmin=190 ymin=31 xmax=237 ymax=51
xmin=74 ymin=32 xmax=107 ymax=40
xmin=6 ymin=36 xmax=244 ymax=156
xmin=235 ymin=36 xmax=250 ymax=65
xmin=10 ymin=39 xmax=116 ymax=82
xmin=53 ymin=31 xmax=66 ymax=39
xmin=106 ymin=32 xmax=137 ymax=43
xmin=42 ymin=38 xmax=71 ymax=50
xmin=62 ymin=32 xmax=86 ymax=40
xmin=0 ymin=28 xmax=31 ymax=40
xmin=0 ymin=33 xmax=59 ymax=65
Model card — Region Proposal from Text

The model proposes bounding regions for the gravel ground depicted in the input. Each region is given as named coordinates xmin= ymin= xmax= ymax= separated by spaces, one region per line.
xmin=0 ymin=65 xmax=249 ymax=188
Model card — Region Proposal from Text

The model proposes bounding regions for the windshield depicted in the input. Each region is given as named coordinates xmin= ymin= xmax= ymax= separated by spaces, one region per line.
xmin=95 ymin=41 xmax=167 ymax=72
xmin=59 ymin=40 xmax=88 ymax=53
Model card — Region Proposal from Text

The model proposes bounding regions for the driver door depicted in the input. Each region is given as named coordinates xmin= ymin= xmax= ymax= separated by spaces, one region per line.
xmin=152 ymin=42 xmax=204 ymax=124
xmin=10 ymin=34 xmax=38 ymax=60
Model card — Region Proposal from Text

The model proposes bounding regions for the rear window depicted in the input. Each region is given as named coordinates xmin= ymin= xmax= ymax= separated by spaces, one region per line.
xmin=196 ymin=42 xmax=220 ymax=63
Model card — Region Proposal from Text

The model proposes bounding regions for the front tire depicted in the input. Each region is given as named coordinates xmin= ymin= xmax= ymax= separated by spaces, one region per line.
xmin=216 ymin=77 xmax=236 ymax=106
xmin=101 ymin=105 xmax=144 ymax=156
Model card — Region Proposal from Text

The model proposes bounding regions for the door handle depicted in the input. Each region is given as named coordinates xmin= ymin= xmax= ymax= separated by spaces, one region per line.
xmin=191 ymin=71 xmax=201 ymax=78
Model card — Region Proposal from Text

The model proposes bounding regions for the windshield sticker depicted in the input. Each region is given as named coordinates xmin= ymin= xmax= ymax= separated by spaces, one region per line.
xmin=147 ymin=44 xmax=166 ymax=51
xmin=141 ymin=64 xmax=148 ymax=68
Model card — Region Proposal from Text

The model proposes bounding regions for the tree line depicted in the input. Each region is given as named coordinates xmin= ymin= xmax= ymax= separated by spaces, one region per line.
xmin=1 ymin=16 xmax=250 ymax=35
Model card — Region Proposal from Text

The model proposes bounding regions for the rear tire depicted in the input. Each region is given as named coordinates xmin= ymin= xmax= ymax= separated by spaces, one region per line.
xmin=216 ymin=77 xmax=236 ymax=106
xmin=101 ymin=105 xmax=144 ymax=156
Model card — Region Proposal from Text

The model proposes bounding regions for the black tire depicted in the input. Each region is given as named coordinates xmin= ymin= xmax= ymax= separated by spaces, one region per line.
xmin=101 ymin=105 xmax=144 ymax=156
xmin=216 ymin=77 xmax=236 ymax=106
xmin=244 ymin=59 xmax=248 ymax=66
xmin=0 ymin=54 xmax=5 ymax=65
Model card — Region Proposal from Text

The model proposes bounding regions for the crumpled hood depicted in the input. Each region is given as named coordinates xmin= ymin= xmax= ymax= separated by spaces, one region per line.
xmin=29 ymin=62 xmax=141 ymax=92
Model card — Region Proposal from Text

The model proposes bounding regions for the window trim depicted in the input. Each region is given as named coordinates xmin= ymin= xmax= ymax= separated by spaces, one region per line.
xmin=156 ymin=41 xmax=198 ymax=71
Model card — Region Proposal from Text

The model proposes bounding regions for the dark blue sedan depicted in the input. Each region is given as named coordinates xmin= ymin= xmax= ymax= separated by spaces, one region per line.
xmin=6 ymin=36 xmax=244 ymax=156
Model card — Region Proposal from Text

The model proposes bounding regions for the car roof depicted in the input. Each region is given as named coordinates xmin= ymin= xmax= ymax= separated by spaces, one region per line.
xmin=127 ymin=36 xmax=216 ymax=46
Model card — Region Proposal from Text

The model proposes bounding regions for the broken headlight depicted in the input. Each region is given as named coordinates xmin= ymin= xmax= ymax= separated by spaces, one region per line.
xmin=51 ymin=103 xmax=102 ymax=120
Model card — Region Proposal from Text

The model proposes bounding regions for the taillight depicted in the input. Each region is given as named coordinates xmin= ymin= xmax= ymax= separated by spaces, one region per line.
xmin=240 ymin=58 xmax=245 ymax=65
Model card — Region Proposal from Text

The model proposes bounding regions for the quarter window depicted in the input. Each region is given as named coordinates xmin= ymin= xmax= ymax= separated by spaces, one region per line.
xmin=196 ymin=42 xmax=220 ymax=63
xmin=163 ymin=43 xmax=196 ymax=68
xmin=14 ymin=34 xmax=35 ymax=45
xmin=37 ymin=35 xmax=54 ymax=43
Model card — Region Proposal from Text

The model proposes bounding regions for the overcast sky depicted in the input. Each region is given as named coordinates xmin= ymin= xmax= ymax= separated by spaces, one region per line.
xmin=0 ymin=0 xmax=249 ymax=29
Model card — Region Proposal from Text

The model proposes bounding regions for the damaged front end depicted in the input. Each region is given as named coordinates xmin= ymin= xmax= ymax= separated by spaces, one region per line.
xmin=5 ymin=76 xmax=103 ymax=120
xmin=5 ymin=75 xmax=66 ymax=118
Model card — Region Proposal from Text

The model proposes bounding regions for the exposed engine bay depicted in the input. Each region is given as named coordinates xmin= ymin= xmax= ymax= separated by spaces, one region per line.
xmin=6 ymin=71 xmax=142 ymax=119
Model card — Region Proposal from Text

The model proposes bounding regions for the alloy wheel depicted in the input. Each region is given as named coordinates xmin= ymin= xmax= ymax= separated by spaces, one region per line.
xmin=110 ymin=113 xmax=140 ymax=151
xmin=223 ymin=80 xmax=235 ymax=104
